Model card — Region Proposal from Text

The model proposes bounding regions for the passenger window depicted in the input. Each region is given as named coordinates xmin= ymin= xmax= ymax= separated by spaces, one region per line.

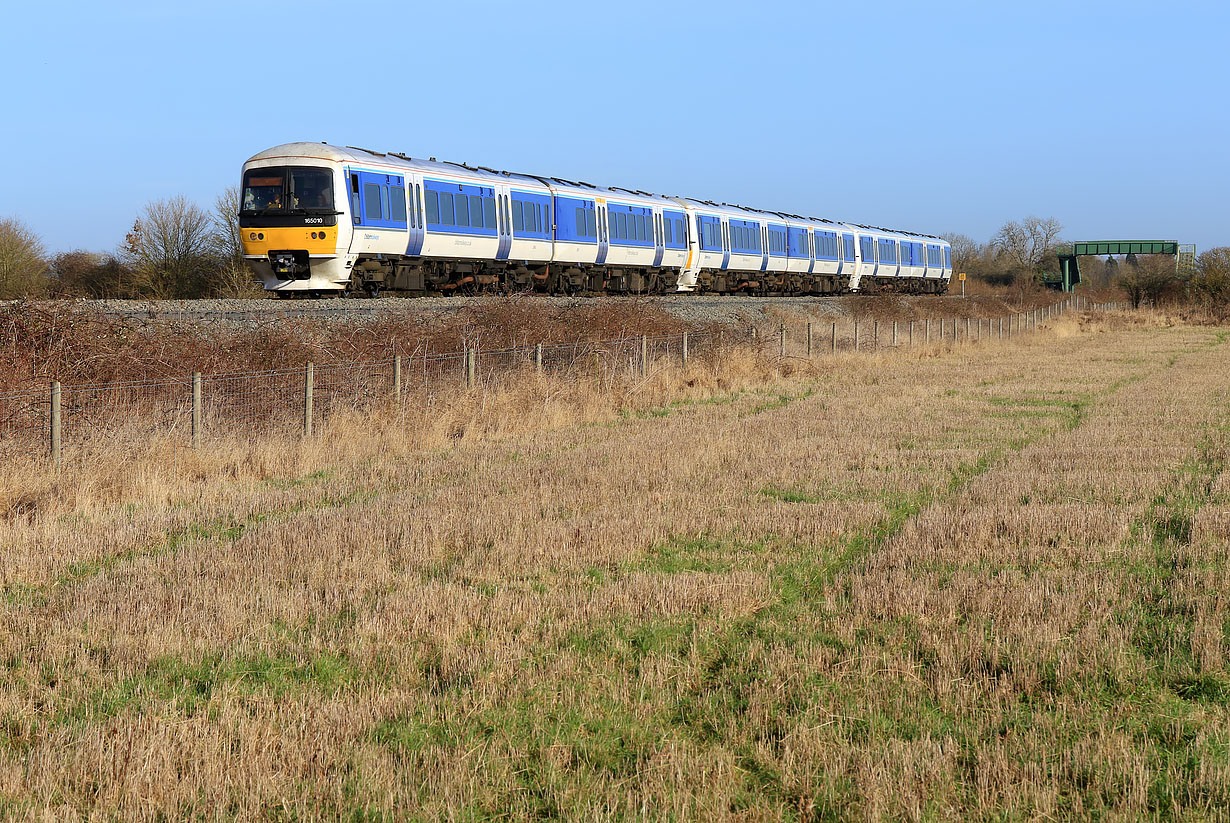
xmin=512 ymin=201 xmax=524 ymax=231
xmin=468 ymin=195 xmax=482 ymax=228
xmin=426 ymin=190 xmax=439 ymax=224
xmin=439 ymin=191 xmax=455 ymax=225
xmin=389 ymin=186 xmax=407 ymax=223
xmin=484 ymin=197 xmax=497 ymax=230
xmin=364 ymin=183 xmax=383 ymax=221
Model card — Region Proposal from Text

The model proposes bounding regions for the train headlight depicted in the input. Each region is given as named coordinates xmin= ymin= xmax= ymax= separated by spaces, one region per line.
xmin=249 ymin=232 xmax=256 ymax=240
xmin=258 ymin=233 xmax=265 ymax=240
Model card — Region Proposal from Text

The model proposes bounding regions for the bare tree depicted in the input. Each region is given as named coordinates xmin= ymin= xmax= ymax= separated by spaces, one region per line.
xmin=1024 ymin=216 xmax=1063 ymax=263
xmin=991 ymin=216 xmax=1063 ymax=268
xmin=211 ymin=186 xmax=244 ymax=269
xmin=940 ymin=232 xmax=980 ymax=273
xmin=0 ymin=217 xmax=49 ymax=298
xmin=991 ymin=220 xmax=1030 ymax=268
xmin=122 ymin=196 xmax=216 ymax=298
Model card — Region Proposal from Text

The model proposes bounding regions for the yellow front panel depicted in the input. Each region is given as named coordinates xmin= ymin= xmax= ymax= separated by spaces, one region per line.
xmin=241 ymin=226 xmax=338 ymax=257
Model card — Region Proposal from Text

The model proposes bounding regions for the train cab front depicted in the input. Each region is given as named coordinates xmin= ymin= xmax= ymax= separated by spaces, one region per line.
xmin=239 ymin=164 xmax=351 ymax=294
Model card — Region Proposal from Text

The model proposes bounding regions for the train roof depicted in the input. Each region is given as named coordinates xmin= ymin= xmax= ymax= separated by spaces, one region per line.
xmin=246 ymin=144 xmax=949 ymax=242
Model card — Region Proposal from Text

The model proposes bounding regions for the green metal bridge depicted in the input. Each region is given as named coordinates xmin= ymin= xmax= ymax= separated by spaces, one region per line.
xmin=1046 ymin=241 xmax=1197 ymax=291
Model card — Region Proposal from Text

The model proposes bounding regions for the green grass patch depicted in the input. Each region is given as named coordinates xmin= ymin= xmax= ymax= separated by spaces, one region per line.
xmin=57 ymin=650 xmax=362 ymax=726
xmin=742 ymin=386 xmax=818 ymax=417
xmin=636 ymin=534 xmax=774 ymax=574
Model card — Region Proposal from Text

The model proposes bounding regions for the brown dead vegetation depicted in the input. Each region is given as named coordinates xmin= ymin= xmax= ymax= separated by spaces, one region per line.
xmin=1 ymin=309 xmax=1226 ymax=820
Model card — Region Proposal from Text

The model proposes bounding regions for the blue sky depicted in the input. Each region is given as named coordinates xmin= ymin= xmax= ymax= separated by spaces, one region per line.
xmin=2 ymin=0 xmax=1227 ymax=254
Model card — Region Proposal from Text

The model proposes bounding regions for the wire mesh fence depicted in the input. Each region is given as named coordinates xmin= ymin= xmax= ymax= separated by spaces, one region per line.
xmin=0 ymin=296 xmax=1123 ymax=465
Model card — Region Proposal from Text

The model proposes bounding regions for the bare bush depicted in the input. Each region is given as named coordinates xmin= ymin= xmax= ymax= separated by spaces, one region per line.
xmin=1191 ymin=247 xmax=1230 ymax=314
xmin=1119 ymin=254 xmax=1183 ymax=308
xmin=0 ymin=217 xmax=49 ymax=298
xmin=48 ymin=251 xmax=140 ymax=298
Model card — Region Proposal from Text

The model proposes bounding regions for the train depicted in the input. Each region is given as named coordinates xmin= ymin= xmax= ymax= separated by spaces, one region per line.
xmin=239 ymin=143 xmax=951 ymax=297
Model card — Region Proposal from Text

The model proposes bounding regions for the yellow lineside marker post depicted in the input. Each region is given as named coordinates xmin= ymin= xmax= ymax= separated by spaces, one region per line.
xmin=959 ymin=271 xmax=966 ymax=298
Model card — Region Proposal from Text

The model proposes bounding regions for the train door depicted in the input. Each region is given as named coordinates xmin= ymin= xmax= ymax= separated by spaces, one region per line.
xmin=680 ymin=210 xmax=700 ymax=288
xmin=720 ymin=219 xmax=730 ymax=270
xmin=405 ymin=174 xmax=425 ymax=257
xmin=596 ymin=202 xmax=609 ymax=265
xmin=494 ymin=186 xmax=512 ymax=260
xmin=761 ymin=225 xmax=769 ymax=272
xmin=652 ymin=210 xmax=664 ymax=267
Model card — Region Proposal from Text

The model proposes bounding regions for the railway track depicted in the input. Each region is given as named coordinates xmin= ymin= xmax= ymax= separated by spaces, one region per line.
xmin=10 ymin=293 xmax=999 ymax=333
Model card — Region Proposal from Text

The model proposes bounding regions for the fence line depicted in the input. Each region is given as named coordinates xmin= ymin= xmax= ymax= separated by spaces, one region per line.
xmin=0 ymin=296 xmax=1126 ymax=465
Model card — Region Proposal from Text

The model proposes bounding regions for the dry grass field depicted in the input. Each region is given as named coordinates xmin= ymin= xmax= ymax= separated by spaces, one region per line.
xmin=1 ymin=311 xmax=1228 ymax=820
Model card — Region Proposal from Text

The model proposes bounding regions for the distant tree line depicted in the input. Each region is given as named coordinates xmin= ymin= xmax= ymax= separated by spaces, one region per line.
xmin=0 ymin=188 xmax=260 ymax=300
xmin=943 ymin=216 xmax=1230 ymax=314
xmin=2 ymin=202 xmax=1228 ymax=312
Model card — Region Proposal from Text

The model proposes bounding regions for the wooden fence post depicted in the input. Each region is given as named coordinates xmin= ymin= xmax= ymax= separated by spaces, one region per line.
xmin=392 ymin=356 xmax=401 ymax=406
xmin=49 ymin=380 xmax=61 ymax=469
xmin=681 ymin=331 xmax=689 ymax=366
xmin=806 ymin=322 xmax=812 ymax=357
xmin=535 ymin=342 xmax=543 ymax=372
xmin=893 ymin=321 xmax=898 ymax=347
xmin=778 ymin=324 xmax=785 ymax=358
xmin=925 ymin=318 xmax=931 ymax=343
xmin=304 ymin=363 xmax=314 ymax=437
xmin=640 ymin=334 xmax=648 ymax=377
xmin=468 ymin=348 xmax=478 ymax=388
xmin=192 ymin=371 xmax=202 ymax=449
xmin=831 ymin=322 xmax=837 ymax=353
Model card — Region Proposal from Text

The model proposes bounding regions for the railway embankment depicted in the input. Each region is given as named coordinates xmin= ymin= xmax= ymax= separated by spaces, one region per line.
xmin=0 ymin=294 xmax=1055 ymax=394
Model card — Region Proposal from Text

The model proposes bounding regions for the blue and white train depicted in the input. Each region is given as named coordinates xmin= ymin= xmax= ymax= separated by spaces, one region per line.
xmin=239 ymin=143 xmax=951 ymax=297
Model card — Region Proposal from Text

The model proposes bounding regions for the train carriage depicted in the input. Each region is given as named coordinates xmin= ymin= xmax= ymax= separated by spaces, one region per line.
xmin=239 ymin=142 xmax=951 ymax=297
